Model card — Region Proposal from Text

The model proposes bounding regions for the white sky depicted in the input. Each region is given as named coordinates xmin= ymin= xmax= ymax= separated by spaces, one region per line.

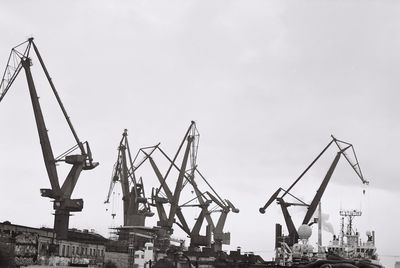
xmin=0 ymin=1 xmax=399 ymax=267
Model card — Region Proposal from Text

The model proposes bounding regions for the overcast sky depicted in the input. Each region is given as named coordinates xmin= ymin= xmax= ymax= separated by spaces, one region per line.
xmin=0 ymin=1 xmax=399 ymax=267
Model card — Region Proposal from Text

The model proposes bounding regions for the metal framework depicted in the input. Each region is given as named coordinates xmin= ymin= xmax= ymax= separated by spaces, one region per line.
xmin=259 ymin=135 xmax=368 ymax=246
xmin=340 ymin=209 xmax=362 ymax=237
xmin=0 ymin=38 xmax=98 ymax=239
xmin=138 ymin=121 xmax=239 ymax=252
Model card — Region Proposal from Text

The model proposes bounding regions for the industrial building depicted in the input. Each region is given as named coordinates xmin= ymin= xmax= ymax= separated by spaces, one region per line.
xmin=0 ymin=221 xmax=107 ymax=266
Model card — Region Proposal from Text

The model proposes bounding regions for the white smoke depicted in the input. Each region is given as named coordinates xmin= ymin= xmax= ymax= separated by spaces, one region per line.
xmin=320 ymin=212 xmax=335 ymax=235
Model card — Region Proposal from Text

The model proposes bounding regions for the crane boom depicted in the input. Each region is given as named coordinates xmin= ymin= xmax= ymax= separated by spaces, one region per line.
xmin=332 ymin=136 xmax=368 ymax=184
xmin=21 ymin=57 xmax=62 ymax=196
xmin=31 ymin=41 xmax=85 ymax=154
xmin=167 ymin=135 xmax=193 ymax=226
xmin=281 ymin=140 xmax=334 ymax=199
xmin=302 ymin=152 xmax=341 ymax=224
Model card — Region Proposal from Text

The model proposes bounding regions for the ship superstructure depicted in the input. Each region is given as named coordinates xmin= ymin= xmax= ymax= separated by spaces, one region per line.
xmin=327 ymin=209 xmax=380 ymax=265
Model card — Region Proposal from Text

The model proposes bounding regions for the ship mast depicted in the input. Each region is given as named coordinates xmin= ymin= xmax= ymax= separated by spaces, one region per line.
xmin=339 ymin=209 xmax=362 ymax=246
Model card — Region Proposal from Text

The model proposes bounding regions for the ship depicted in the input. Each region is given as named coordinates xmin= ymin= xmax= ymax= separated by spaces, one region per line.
xmin=325 ymin=209 xmax=381 ymax=267
xmin=271 ymin=209 xmax=383 ymax=268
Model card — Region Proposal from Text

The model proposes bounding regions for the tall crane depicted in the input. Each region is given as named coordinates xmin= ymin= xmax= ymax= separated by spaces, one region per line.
xmin=104 ymin=129 xmax=154 ymax=239
xmin=147 ymin=122 xmax=195 ymax=234
xmin=259 ymin=136 xmax=368 ymax=246
xmin=145 ymin=122 xmax=239 ymax=252
xmin=0 ymin=38 xmax=98 ymax=240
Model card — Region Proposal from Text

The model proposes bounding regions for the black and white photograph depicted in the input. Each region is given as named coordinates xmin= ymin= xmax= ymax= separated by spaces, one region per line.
xmin=0 ymin=1 xmax=399 ymax=268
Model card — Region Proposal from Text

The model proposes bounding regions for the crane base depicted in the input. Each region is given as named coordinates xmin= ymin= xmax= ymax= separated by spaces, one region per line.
xmin=54 ymin=209 xmax=70 ymax=240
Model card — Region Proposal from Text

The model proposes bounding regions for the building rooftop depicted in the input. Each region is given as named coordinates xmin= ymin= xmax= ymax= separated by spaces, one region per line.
xmin=0 ymin=221 xmax=108 ymax=245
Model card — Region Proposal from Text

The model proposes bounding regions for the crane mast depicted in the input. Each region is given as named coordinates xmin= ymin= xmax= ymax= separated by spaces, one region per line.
xmin=0 ymin=38 xmax=98 ymax=240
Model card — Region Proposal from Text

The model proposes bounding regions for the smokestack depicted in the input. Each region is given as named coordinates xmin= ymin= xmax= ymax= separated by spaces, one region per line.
xmin=318 ymin=202 xmax=322 ymax=252
xmin=372 ymin=231 xmax=375 ymax=246
xmin=275 ymin=223 xmax=282 ymax=249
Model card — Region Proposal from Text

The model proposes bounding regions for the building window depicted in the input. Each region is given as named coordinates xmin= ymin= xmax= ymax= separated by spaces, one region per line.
xmin=67 ymin=245 xmax=70 ymax=257
xmin=81 ymin=247 xmax=84 ymax=255
xmin=85 ymin=248 xmax=87 ymax=256
xmin=72 ymin=246 xmax=75 ymax=255
xmin=62 ymin=245 xmax=65 ymax=257
xmin=90 ymin=248 xmax=92 ymax=256
xmin=101 ymin=249 xmax=104 ymax=256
